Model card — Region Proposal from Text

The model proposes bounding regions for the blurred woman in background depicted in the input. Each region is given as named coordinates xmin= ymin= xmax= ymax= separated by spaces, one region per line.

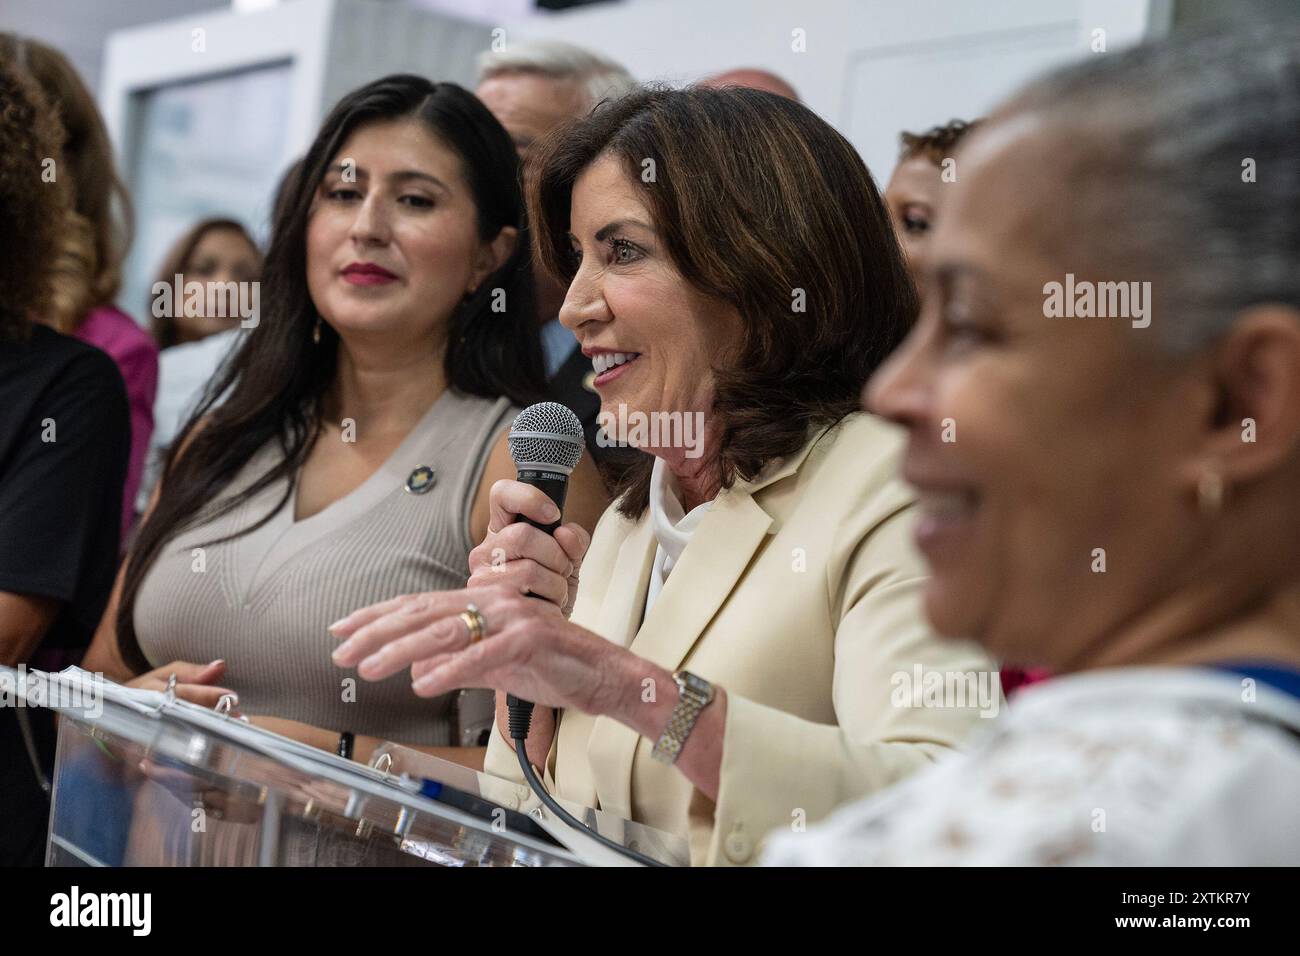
xmin=149 ymin=217 xmax=262 ymax=350
xmin=0 ymin=34 xmax=156 ymax=549
xmin=138 ymin=218 xmax=263 ymax=517
xmin=883 ymin=119 xmax=980 ymax=271
xmin=883 ymin=118 xmax=1045 ymax=699
xmin=768 ymin=25 xmax=1300 ymax=865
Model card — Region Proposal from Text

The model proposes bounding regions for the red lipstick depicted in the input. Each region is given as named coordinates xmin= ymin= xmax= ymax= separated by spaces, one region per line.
xmin=341 ymin=261 xmax=398 ymax=285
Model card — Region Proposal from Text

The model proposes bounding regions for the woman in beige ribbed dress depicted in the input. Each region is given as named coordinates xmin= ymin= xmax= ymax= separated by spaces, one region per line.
xmin=80 ymin=76 xmax=605 ymax=863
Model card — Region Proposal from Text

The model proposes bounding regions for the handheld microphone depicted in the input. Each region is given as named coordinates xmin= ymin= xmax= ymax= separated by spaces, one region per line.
xmin=505 ymin=402 xmax=585 ymax=737
xmin=502 ymin=402 xmax=666 ymax=865
xmin=507 ymin=401 xmax=585 ymax=533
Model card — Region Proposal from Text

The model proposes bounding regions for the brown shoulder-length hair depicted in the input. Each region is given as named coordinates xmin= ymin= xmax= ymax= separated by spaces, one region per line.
xmin=528 ymin=85 xmax=918 ymax=519
xmin=0 ymin=34 xmax=134 ymax=332
xmin=0 ymin=53 xmax=67 ymax=341
xmin=149 ymin=217 xmax=261 ymax=349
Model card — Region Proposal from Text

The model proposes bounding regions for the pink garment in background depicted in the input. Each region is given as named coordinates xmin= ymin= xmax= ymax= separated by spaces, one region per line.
xmin=74 ymin=304 xmax=159 ymax=548
xmin=1000 ymin=666 xmax=1052 ymax=698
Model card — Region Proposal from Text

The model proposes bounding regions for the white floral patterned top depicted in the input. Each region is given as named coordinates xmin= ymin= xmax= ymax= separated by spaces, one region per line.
xmin=763 ymin=666 xmax=1300 ymax=866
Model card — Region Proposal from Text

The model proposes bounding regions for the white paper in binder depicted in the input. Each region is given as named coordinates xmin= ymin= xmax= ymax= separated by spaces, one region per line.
xmin=14 ymin=665 xmax=400 ymax=789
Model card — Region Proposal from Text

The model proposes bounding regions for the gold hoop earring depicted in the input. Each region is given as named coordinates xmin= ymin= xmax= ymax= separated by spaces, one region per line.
xmin=312 ymin=316 xmax=322 ymax=345
xmin=1197 ymin=468 xmax=1225 ymax=516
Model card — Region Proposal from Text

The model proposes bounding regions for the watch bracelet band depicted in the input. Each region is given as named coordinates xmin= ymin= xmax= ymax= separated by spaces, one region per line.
xmin=651 ymin=671 xmax=713 ymax=764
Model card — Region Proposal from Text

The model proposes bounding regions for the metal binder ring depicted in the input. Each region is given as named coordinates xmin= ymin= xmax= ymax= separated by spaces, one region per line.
xmin=145 ymin=674 xmax=178 ymax=714
xmin=215 ymin=694 xmax=238 ymax=717
xmin=371 ymin=752 xmax=393 ymax=775
xmin=394 ymin=806 xmax=413 ymax=838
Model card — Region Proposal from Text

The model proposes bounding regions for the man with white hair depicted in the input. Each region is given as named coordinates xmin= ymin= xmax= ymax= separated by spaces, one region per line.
xmin=477 ymin=40 xmax=636 ymax=157
xmin=476 ymin=41 xmax=639 ymax=478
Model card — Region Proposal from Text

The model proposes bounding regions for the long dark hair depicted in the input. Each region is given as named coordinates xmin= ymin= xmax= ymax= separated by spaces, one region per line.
xmin=116 ymin=76 xmax=544 ymax=671
xmin=528 ymin=85 xmax=917 ymax=519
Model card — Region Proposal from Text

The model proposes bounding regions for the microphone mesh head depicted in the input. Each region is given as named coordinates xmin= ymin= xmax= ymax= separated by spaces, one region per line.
xmin=508 ymin=402 xmax=584 ymax=474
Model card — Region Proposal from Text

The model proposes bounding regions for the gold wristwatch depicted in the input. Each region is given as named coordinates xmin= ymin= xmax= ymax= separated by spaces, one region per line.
xmin=651 ymin=670 xmax=715 ymax=764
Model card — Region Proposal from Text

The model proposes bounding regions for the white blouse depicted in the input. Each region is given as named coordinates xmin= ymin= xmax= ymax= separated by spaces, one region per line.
xmin=763 ymin=666 xmax=1300 ymax=866
xmin=643 ymin=456 xmax=712 ymax=617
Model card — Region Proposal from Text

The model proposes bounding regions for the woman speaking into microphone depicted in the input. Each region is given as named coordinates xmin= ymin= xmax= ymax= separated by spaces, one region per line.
xmin=331 ymin=86 xmax=997 ymax=866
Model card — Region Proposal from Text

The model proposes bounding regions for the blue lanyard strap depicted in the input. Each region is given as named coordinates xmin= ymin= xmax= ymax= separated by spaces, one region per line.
xmin=1212 ymin=662 xmax=1300 ymax=702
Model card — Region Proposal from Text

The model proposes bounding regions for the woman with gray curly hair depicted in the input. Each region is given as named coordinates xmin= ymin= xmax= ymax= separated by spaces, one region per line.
xmin=769 ymin=24 xmax=1300 ymax=866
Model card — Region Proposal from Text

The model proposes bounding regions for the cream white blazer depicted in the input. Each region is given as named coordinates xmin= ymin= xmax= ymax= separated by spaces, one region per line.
xmin=484 ymin=412 xmax=997 ymax=865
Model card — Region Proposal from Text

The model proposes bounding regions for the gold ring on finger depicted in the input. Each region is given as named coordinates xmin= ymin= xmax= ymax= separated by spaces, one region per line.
xmin=459 ymin=602 xmax=487 ymax=645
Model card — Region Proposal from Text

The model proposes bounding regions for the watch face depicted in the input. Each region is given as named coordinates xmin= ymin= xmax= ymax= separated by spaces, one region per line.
xmin=679 ymin=671 xmax=714 ymax=701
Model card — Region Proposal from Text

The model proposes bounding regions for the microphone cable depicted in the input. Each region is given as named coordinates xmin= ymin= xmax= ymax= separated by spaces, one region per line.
xmin=507 ymin=695 xmax=669 ymax=867
xmin=502 ymin=403 xmax=669 ymax=866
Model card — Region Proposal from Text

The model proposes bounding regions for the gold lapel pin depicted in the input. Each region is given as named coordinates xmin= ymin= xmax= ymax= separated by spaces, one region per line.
xmin=405 ymin=465 xmax=436 ymax=495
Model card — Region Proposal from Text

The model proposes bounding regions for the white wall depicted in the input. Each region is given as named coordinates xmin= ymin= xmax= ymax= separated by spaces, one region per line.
xmin=98 ymin=0 xmax=493 ymax=320
xmin=0 ymin=0 xmax=222 ymax=95
xmin=91 ymin=0 xmax=1169 ymax=322
xmin=507 ymin=0 xmax=1165 ymax=183
xmin=100 ymin=0 xmax=492 ymax=169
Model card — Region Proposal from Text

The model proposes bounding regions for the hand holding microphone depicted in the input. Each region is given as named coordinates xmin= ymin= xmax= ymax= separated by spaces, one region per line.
xmin=330 ymin=405 xmax=668 ymax=862
xmin=465 ymin=464 xmax=591 ymax=764
xmin=483 ymin=404 xmax=665 ymax=866
xmin=467 ymin=403 xmax=589 ymax=762
xmin=335 ymin=404 xmax=593 ymax=751
xmin=496 ymin=403 xmax=584 ymax=751
xmin=466 ymin=480 xmax=590 ymax=617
